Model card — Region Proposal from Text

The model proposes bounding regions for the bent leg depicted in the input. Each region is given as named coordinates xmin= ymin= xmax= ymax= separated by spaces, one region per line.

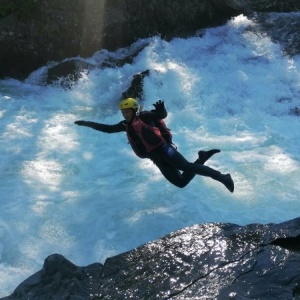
xmin=163 ymin=147 xmax=234 ymax=192
xmin=152 ymin=148 xmax=217 ymax=188
xmin=154 ymin=160 xmax=192 ymax=188
xmin=152 ymin=151 xmax=217 ymax=188
xmin=180 ymin=149 xmax=221 ymax=184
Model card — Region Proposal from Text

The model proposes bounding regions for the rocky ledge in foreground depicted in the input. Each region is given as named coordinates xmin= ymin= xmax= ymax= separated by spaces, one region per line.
xmin=2 ymin=217 xmax=300 ymax=300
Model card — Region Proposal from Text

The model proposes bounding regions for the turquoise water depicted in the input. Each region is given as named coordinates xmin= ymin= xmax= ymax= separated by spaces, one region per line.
xmin=0 ymin=15 xmax=300 ymax=296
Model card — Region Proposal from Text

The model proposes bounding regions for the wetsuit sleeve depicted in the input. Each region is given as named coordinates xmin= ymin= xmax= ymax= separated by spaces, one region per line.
xmin=139 ymin=104 xmax=168 ymax=123
xmin=74 ymin=120 xmax=126 ymax=133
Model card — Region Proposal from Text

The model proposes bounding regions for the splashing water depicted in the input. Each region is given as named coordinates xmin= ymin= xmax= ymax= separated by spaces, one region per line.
xmin=0 ymin=14 xmax=300 ymax=296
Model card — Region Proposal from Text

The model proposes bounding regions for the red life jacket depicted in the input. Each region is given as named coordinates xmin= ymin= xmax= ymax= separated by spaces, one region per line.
xmin=153 ymin=119 xmax=172 ymax=144
xmin=126 ymin=116 xmax=171 ymax=158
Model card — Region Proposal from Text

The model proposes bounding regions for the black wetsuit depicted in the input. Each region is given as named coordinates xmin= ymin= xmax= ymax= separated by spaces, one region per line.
xmin=75 ymin=108 xmax=229 ymax=189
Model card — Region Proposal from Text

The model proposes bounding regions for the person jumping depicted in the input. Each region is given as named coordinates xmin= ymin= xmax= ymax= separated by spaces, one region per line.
xmin=74 ymin=98 xmax=234 ymax=192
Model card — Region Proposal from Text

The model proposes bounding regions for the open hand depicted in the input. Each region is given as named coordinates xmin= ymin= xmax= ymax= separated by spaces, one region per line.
xmin=152 ymin=100 xmax=165 ymax=111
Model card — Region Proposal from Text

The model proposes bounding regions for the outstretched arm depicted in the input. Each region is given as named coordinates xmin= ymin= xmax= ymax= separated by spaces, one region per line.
xmin=74 ymin=120 xmax=126 ymax=133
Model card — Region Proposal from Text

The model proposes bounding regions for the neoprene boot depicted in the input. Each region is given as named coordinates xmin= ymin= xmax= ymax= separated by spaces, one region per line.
xmin=217 ymin=173 xmax=234 ymax=193
xmin=198 ymin=149 xmax=221 ymax=164
xmin=197 ymin=165 xmax=234 ymax=193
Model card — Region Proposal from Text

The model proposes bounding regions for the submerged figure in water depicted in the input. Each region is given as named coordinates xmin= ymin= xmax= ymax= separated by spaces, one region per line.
xmin=75 ymin=98 xmax=234 ymax=192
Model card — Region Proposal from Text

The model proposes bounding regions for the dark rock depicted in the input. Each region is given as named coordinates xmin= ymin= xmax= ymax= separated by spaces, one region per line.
xmin=1 ymin=0 xmax=300 ymax=79
xmin=1 ymin=254 xmax=103 ymax=300
xmin=249 ymin=0 xmax=300 ymax=12
xmin=42 ymin=41 xmax=148 ymax=87
xmin=270 ymin=234 xmax=300 ymax=252
xmin=250 ymin=12 xmax=300 ymax=56
xmin=46 ymin=59 xmax=94 ymax=87
xmin=121 ymin=69 xmax=150 ymax=101
xmin=3 ymin=217 xmax=300 ymax=299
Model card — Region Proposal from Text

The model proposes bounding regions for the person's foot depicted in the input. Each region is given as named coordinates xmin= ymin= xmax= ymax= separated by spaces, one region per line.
xmin=219 ymin=174 xmax=234 ymax=193
xmin=198 ymin=149 xmax=221 ymax=164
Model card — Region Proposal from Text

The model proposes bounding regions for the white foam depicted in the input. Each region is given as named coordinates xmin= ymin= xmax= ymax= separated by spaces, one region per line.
xmin=0 ymin=14 xmax=300 ymax=297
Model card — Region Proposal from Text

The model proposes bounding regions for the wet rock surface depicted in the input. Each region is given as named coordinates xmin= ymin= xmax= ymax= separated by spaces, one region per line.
xmin=2 ymin=217 xmax=300 ymax=299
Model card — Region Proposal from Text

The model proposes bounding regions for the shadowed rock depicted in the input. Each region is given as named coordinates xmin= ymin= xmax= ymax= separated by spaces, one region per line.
xmin=270 ymin=234 xmax=300 ymax=252
xmin=1 ymin=0 xmax=300 ymax=79
xmin=2 ymin=254 xmax=103 ymax=300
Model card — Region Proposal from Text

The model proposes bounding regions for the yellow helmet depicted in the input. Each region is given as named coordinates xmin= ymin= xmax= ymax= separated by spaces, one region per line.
xmin=119 ymin=98 xmax=139 ymax=110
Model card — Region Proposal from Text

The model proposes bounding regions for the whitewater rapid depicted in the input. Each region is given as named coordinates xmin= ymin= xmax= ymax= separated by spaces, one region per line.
xmin=0 ymin=15 xmax=300 ymax=297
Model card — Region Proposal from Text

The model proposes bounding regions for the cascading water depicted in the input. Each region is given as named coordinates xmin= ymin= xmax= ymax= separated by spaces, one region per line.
xmin=0 ymin=15 xmax=300 ymax=297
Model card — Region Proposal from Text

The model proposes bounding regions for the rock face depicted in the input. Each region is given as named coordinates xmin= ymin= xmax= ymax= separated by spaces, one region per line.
xmin=1 ymin=0 xmax=300 ymax=79
xmin=2 ymin=217 xmax=300 ymax=299
xmin=19 ymin=12 xmax=300 ymax=91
